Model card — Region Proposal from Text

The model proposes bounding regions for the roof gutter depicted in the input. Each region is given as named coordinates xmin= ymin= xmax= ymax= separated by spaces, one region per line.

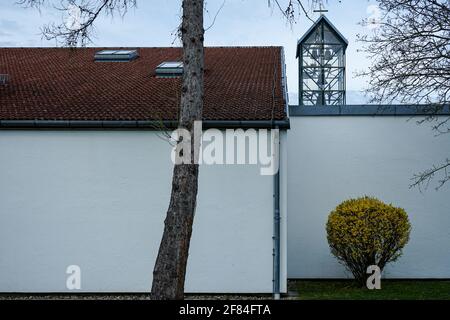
xmin=0 ymin=119 xmax=290 ymax=130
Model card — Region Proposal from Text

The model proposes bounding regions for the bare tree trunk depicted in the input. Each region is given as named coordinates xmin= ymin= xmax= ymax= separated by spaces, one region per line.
xmin=151 ymin=0 xmax=204 ymax=300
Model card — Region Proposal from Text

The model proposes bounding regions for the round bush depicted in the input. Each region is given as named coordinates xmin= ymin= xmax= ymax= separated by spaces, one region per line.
xmin=326 ymin=196 xmax=411 ymax=285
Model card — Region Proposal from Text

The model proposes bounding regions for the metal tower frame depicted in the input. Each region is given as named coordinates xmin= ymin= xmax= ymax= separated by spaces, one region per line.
xmin=297 ymin=16 xmax=348 ymax=106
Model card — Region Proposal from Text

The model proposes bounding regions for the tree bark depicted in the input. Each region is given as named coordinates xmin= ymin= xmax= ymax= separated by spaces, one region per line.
xmin=151 ymin=0 xmax=204 ymax=300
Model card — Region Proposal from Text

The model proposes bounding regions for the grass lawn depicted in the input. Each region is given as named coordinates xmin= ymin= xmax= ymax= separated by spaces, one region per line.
xmin=292 ymin=280 xmax=450 ymax=300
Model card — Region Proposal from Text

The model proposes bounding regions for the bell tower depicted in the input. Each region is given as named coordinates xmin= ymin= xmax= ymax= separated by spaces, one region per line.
xmin=296 ymin=14 xmax=348 ymax=106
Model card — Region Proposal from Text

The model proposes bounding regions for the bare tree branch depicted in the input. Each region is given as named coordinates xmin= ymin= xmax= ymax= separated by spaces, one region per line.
xmin=269 ymin=0 xmax=325 ymax=24
xmin=17 ymin=0 xmax=137 ymax=46
xmin=411 ymin=158 xmax=450 ymax=191
xmin=357 ymin=0 xmax=450 ymax=190
xmin=19 ymin=0 xmax=326 ymax=49
xmin=357 ymin=0 xmax=450 ymax=107
xmin=204 ymin=0 xmax=226 ymax=32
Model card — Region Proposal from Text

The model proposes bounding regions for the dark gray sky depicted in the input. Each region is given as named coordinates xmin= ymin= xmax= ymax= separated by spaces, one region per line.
xmin=0 ymin=0 xmax=378 ymax=102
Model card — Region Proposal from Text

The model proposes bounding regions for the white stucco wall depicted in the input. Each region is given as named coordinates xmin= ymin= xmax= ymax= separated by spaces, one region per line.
xmin=0 ymin=130 xmax=286 ymax=293
xmin=287 ymin=116 xmax=450 ymax=279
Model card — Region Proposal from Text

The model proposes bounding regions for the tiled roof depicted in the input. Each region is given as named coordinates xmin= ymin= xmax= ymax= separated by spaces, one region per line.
xmin=0 ymin=47 xmax=287 ymax=122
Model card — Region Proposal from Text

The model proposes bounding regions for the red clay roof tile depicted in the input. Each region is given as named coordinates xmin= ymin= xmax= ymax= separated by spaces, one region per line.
xmin=0 ymin=47 xmax=287 ymax=122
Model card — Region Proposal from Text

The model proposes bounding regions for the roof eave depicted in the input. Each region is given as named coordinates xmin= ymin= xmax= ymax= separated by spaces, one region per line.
xmin=0 ymin=119 xmax=290 ymax=130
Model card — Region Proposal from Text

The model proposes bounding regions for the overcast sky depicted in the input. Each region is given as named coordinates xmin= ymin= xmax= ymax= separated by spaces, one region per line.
xmin=0 ymin=0 xmax=378 ymax=103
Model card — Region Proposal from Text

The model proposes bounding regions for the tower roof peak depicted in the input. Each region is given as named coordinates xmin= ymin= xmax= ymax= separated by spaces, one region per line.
xmin=296 ymin=15 xmax=348 ymax=58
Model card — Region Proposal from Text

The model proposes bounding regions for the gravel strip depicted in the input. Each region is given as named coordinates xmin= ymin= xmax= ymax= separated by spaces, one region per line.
xmin=0 ymin=282 xmax=300 ymax=300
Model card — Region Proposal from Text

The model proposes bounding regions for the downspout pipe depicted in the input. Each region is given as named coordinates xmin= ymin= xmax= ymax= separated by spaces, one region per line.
xmin=272 ymin=46 xmax=288 ymax=300
xmin=273 ymin=126 xmax=281 ymax=300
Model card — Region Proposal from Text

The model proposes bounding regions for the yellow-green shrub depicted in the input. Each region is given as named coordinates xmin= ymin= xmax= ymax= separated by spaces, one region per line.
xmin=326 ymin=196 xmax=411 ymax=285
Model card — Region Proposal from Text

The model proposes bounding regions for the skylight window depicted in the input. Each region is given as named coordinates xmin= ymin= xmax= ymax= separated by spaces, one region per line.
xmin=155 ymin=61 xmax=183 ymax=77
xmin=114 ymin=50 xmax=137 ymax=55
xmin=94 ymin=49 xmax=139 ymax=62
